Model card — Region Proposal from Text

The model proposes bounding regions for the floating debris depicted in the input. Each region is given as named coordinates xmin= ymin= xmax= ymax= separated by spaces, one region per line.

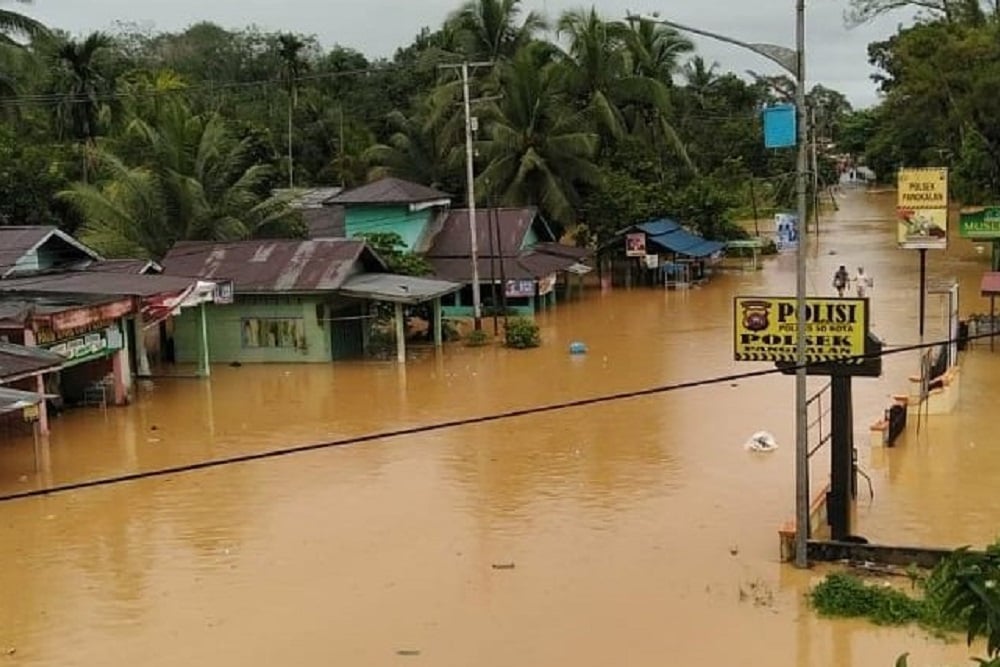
xmin=744 ymin=431 xmax=778 ymax=452
xmin=492 ymin=562 xmax=516 ymax=570
xmin=396 ymin=649 xmax=421 ymax=657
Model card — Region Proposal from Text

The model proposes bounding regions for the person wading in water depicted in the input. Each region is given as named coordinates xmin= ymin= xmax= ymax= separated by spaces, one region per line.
xmin=833 ymin=265 xmax=849 ymax=297
xmin=853 ymin=266 xmax=873 ymax=298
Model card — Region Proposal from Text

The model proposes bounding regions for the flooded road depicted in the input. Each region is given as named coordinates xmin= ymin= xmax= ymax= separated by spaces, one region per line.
xmin=1 ymin=189 xmax=997 ymax=666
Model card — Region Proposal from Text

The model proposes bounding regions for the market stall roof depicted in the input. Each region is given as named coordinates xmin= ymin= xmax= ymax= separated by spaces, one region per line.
xmin=0 ymin=386 xmax=50 ymax=414
xmin=644 ymin=228 xmax=726 ymax=259
xmin=338 ymin=273 xmax=462 ymax=305
xmin=0 ymin=342 xmax=63 ymax=381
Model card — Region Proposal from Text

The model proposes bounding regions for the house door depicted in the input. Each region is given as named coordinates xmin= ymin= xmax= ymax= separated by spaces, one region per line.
xmin=330 ymin=305 xmax=365 ymax=360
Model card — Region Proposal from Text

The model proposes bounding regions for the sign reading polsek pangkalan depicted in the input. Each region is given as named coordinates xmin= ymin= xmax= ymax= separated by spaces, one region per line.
xmin=897 ymin=167 xmax=949 ymax=249
xmin=734 ymin=297 xmax=867 ymax=364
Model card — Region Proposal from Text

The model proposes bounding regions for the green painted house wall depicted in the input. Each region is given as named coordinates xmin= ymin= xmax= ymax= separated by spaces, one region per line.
xmin=173 ymin=295 xmax=333 ymax=364
xmin=345 ymin=206 xmax=431 ymax=252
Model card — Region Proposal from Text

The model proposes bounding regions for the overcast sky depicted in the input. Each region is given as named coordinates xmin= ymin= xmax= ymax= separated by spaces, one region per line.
xmin=26 ymin=0 xmax=918 ymax=108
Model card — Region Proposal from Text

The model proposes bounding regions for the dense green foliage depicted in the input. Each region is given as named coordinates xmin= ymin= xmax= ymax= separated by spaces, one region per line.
xmin=0 ymin=0 xmax=855 ymax=260
xmin=6 ymin=0 xmax=999 ymax=259
xmin=844 ymin=0 xmax=1000 ymax=202
xmin=811 ymin=540 xmax=1000 ymax=666
xmin=504 ymin=316 xmax=541 ymax=348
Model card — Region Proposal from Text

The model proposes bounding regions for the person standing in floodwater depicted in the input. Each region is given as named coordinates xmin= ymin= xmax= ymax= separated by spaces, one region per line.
xmin=853 ymin=266 xmax=874 ymax=298
xmin=833 ymin=265 xmax=849 ymax=297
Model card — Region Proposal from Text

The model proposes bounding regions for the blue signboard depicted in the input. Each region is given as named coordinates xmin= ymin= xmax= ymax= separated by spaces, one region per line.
xmin=762 ymin=105 xmax=797 ymax=149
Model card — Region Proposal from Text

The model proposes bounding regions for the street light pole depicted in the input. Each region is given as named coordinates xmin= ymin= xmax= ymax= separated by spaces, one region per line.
xmin=793 ymin=0 xmax=810 ymax=570
xmin=439 ymin=60 xmax=493 ymax=331
xmin=627 ymin=9 xmax=810 ymax=568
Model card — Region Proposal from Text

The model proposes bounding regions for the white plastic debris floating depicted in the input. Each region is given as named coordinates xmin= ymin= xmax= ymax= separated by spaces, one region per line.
xmin=744 ymin=431 xmax=778 ymax=452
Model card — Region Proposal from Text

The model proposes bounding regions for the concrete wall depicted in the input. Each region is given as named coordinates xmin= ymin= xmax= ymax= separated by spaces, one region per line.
xmin=345 ymin=206 xmax=431 ymax=252
xmin=173 ymin=295 xmax=332 ymax=364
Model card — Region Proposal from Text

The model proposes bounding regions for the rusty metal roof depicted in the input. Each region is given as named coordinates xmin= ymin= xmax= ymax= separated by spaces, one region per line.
xmin=425 ymin=208 xmax=555 ymax=258
xmin=0 ymin=226 xmax=102 ymax=277
xmin=0 ymin=293 xmax=126 ymax=326
xmin=273 ymin=187 xmax=345 ymax=208
xmin=325 ymin=177 xmax=451 ymax=206
xmin=981 ymin=272 xmax=1000 ymax=296
xmin=160 ymin=239 xmax=387 ymax=293
xmin=0 ymin=342 xmax=64 ymax=381
xmin=428 ymin=250 xmax=580 ymax=283
xmin=0 ymin=271 xmax=200 ymax=297
xmin=86 ymin=259 xmax=163 ymax=275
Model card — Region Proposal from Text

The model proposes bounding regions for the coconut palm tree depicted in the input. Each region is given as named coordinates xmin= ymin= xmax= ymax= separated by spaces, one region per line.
xmin=277 ymin=32 xmax=307 ymax=187
xmin=60 ymin=105 xmax=300 ymax=259
xmin=624 ymin=17 xmax=693 ymax=82
xmin=363 ymin=105 xmax=457 ymax=190
xmin=0 ymin=0 xmax=46 ymax=47
xmin=53 ymin=31 xmax=112 ymax=182
xmin=476 ymin=42 xmax=599 ymax=227
xmin=448 ymin=0 xmax=546 ymax=61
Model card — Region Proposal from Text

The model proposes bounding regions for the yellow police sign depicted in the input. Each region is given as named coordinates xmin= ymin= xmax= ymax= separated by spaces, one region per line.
xmin=734 ymin=297 xmax=868 ymax=363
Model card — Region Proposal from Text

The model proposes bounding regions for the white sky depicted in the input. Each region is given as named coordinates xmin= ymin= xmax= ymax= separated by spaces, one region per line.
xmin=27 ymin=0 xmax=918 ymax=108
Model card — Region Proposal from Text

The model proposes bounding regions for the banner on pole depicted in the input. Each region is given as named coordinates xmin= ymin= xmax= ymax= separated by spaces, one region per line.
xmin=959 ymin=206 xmax=1000 ymax=239
xmin=775 ymin=212 xmax=799 ymax=252
xmin=733 ymin=297 xmax=868 ymax=364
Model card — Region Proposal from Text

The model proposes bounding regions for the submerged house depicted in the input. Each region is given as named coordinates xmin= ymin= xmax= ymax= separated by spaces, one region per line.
xmin=425 ymin=207 xmax=591 ymax=316
xmin=611 ymin=219 xmax=726 ymax=288
xmin=160 ymin=238 xmax=461 ymax=364
xmin=301 ymin=177 xmax=592 ymax=315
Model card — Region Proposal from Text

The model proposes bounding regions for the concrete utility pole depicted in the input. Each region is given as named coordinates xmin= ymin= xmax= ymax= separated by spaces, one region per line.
xmin=627 ymin=7 xmax=811 ymax=568
xmin=439 ymin=60 xmax=493 ymax=331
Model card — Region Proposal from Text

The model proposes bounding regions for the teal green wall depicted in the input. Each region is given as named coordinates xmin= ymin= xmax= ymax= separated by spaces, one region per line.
xmin=441 ymin=287 xmax=535 ymax=318
xmin=521 ymin=226 xmax=539 ymax=249
xmin=173 ymin=295 xmax=332 ymax=364
xmin=345 ymin=206 xmax=431 ymax=252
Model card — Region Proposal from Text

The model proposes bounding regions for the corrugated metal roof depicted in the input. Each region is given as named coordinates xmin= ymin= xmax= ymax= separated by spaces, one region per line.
xmin=0 ymin=271 xmax=201 ymax=297
xmin=273 ymin=187 xmax=345 ymax=208
xmin=647 ymin=229 xmax=725 ymax=258
xmin=981 ymin=272 xmax=1000 ymax=296
xmin=86 ymin=259 xmax=162 ymax=275
xmin=161 ymin=239 xmax=387 ymax=293
xmin=0 ymin=342 xmax=63 ymax=381
xmin=429 ymin=250 xmax=580 ymax=283
xmin=325 ymin=177 xmax=451 ymax=205
xmin=532 ymin=242 xmax=592 ymax=261
xmin=425 ymin=207 xmax=553 ymax=257
xmin=302 ymin=206 xmax=346 ymax=238
xmin=0 ymin=226 xmax=102 ymax=277
xmin=338 ymin=273 xmax=462 ymax=305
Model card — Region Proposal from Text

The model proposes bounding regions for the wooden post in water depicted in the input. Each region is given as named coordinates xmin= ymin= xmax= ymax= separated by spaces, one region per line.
xmin=197 ymin=302 xmax=211 ymax=378
xmin=394 ymin=302 xmax=406 ymax=363
xmin=432 ymin=298 xmax=443 ymax=348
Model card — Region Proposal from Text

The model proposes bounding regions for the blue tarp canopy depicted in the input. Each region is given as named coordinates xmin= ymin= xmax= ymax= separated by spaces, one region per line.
xmin=645 ymin=228 xmax=726 ymax=259
xmin=635 ymin=219 xmax=681 ymax=236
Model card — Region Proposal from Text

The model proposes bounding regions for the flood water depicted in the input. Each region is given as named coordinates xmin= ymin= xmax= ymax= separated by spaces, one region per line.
xmin=1 ymin=189 xmax=997 ymax=666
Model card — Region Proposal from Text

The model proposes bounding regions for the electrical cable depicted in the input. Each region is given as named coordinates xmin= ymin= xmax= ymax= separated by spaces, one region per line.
xmin=0 ymin=330 xmax=988 ymax=505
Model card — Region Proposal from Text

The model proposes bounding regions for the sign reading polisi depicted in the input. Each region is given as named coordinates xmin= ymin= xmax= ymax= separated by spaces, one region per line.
xmin=734 ymin=297 xmax=868 ymax=363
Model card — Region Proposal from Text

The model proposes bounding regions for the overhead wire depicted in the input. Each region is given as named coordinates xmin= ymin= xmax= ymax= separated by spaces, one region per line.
xmin=0 ymin=330 xmax=987 ymax=505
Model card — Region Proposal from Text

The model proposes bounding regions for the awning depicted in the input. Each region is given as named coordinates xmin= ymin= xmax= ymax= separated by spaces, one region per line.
xmin=648 ymin=230 xmax=726 ymax=258
xmin=142 ymin=280 xmax=218 ymax=329
xmin=338 ymin=273 xmax=462 ymax=305
xmin=0 ymin=386 xmax=50 ymax=414
xmin=981 ymin=272 xmax=1000 ymax=296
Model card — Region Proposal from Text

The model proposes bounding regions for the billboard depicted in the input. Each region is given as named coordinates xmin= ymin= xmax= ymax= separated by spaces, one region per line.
xmin=775 ymin=213 xmax=799 ymax=252
xmin=897 ymin=167 xmax=949 ymax=249
xmin=959 ymin=207 xmax=1000 ymax=239
xmin=733 ymin=297 xmax=868 ymax=364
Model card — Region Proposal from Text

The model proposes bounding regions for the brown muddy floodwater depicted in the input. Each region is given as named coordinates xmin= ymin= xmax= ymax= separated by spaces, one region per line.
xmin=1 ymin=189 xmax=998 ymax=666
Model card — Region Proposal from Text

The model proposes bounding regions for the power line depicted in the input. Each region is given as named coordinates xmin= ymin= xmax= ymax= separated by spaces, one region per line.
xmin=0 ymin=330 xmax=983 ymax=505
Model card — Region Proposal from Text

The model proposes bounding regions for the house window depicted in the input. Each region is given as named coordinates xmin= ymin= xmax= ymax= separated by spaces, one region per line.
xmin=241 ymin=318 xmax=306 ymax=349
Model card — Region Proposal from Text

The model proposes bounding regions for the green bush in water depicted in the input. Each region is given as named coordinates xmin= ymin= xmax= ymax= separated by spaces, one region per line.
xmin=465 ymin=329 xmax=490 ymax=347
xmin=504 ymin=317 xmax=541 ymax=349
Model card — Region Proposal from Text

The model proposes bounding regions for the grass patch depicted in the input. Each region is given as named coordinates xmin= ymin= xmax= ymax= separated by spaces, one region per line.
xmin=810 ymin=571 xmax=966 ymax=636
